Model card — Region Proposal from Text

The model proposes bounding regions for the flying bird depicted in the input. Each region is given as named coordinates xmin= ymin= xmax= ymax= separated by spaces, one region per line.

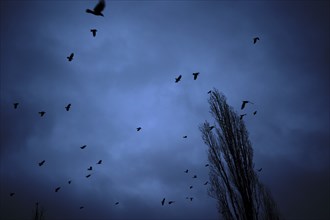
xmin=38 ymin=160 xmax=45 ymax=166
xmin=240 ymin=114 xmax=247 ymax=120
xmin=65 ymin=104 xmax=71 ymax=111
xmin=184 ymin=169 xmax=189 ymax=173
xmin=114 ymin=202 xmax=119 ymax=205
xmin=257 ymin=168 xmax=262 ymax=172
xmin=205 ymin=164 xmax=209 ymax=167
xmin=13 ymin=103 xmax=19 ymax=109
xmin=253 ymin=37 xmax=260 ymax=44
xmin=38 ymin=111 xmax=46 ymax=117
xmin=192 ymin=175 xmax=197 ymax=178
xmin=67 ymin=53 xmax=74 ymax=62
xmin=207 ymin=90 xmax=212 ymax=94
xmin=175 ymin=75 xmax=182 ymax=83
xmin=183 ymin=136 xmax=187 ymax=138
xmin=204 ymin=181 xmax=209 ymax=185
xmin=136 ymin=127 xmax=142 ymax=131
xmin=68 ymin=180 xmax=72 ymax=184
xmin=97 ymin=160 xmax=102 ymax=164
xmin=241 ymin=100 xmax=254 ymax=110
xmin=86 ymin=0 xmax=106 ymax=17
xmin=86 ymin=174 xmax=91 ymax=178
xmin=253 ymin=111 xmax=257 ymax=115
xmin=87 ymin=166 xmax=92 ymax=171
xmin=10 ymin=192 xmax=15 ymax=197
xmin=192 ymin=72 xmax=200 ymax=80
xmin=189 ymin=186 xmax=193 ymax=189
xmin=90 ymin=29 xmax=97 ymax=37
xmin=161 ymin=198 xmax=165 ymax=206
xmin=168 ymin=201 xmax=175 ymax=205
xmin=189 ymin=197 xmax=193 ymax=201
xmin=55 ymin=187 xmax=61 ymax=192
xmin=79 ymin=206 xmax=84 ymax=209
xmin=80 ymin=145 xmax=87 ymax=149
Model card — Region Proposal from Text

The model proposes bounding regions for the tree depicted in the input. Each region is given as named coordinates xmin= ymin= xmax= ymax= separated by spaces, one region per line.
xmin=32 ymin=202 xmax=45 ymax=220
xmin=200 ymin=89 xmax=280 ymax=220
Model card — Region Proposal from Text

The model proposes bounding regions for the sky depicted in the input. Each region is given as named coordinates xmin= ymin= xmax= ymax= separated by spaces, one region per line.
xmin=0 ymin=0 xmax=329 ymax=220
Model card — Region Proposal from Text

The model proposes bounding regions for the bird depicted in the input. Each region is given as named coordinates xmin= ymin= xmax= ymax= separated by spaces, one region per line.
xmin=205 ymin=164 xmax=209 ymax=167
xmin=192 ymin=72 xmax=200 ymax=80
xmin=86 ymin=174 xmax=91 ymax=178
xmin=183 ymin=136 xmax=187 ymax=138
xmin=38 ymin=160 xmax=45 ymax=166
xmin=189 ymin=197 xmax=193 ymax=201
xmin=80 ymin=145 xmax=87 ymax=149
xmin=189 ymin=186 xmax=193 ymax=189
xmin=161 ymin=198 xmax=165 ymax=206
xmin=10 ymin=192 xmax=15 ymax=197
xmin=168 ymin=201 xmax=175 ymax=205
xmin=240 ymin=114 xmax=247 ymax=120
xmin=55 ymin=187 xmax=61 ymax=192
xmin=68 ymin=180 xmax=72 ymax=184
xmin=13 ymin=103 xmax=19 ymax=109
xmin=204 ymin=181 xmax=209 ymax=185
xmin=65 ymin=104 xmax=71 ymax=111
xmin=38 ymin=111 xmax=46 ymax=117
xmin=90 ymin=29 xmax=97 ymax=37
xmin=192 ymin=175 xmax=197 ymax=178
xmin=86 ymin=0 xmax=106 ymax=17
xmin=114 ymin=202 xmax=119 ymax=205
xmin=79 ymin=206 xmax=84 ymax=209
xmin=136 ymin=127 xmax=142 ymax=131
xmin=184 ymin=169 xmax=189 ymax=173
xmin=207 ymin=90 xmax=212 ymax=94
xmin=241 ymin=100 xmax=254 ymax=110
xmin=175 ymin=75 xmax=182 ymax=83
xmin=257 ymin=168 xmax=262 ymax=172
xmin=97 ymin=160 xmax=102 ymax=164
xmin=67 ymin=53 xmax=74 ymax=62
xmin=87 ymin=166 xmax=92 ymax=171
xmin=253 ymin=111 xmax=257 ymax=115
xmin=253 ymin=37 xmax=260 ymax=44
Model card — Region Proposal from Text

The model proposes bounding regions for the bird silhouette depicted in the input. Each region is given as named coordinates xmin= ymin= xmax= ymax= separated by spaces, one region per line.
xmin=87 ymin=166 xmax=92 ymax=171
xmin=240 ymin=114 xmax=247 ymax=120
xmin=90 ymin=29 xmax=97 ymax=37
xmin=204 ymin=181 xmax=209 ymax=185
xmin=67 ymin=53 xmax=74 ymax=61
xmin=79 ymin=206 xmax=84 ymax=209
xmin=241 ymin=100 xmax=254 ymax=110
xmin=68 ymin=180 xmax=72 ymax=184
xmin=86 ymin=174 xmax=91 ymax=178
xmin=183 ymin=136 xmax=187 ymax=138
xmin=253 ymin=111 xmax=257 ymax=115
xmin=253 ymin=37 xmax=260 ymax=44
xmin=10 ymin=192 xmax=15 ymax=197
xmin=13 ymin=103 xmax=19 ymax=109
xmin=175 ymin=75 xmax=182 ymax=83
xmin=97 ymin=160 xmax=102 ymax=164
xmin=55 ymin=187 xmax=61 ymax=192
xmin=207 ymin=90 xmax=212 ymax=94
xmin=86 ymin=0 xmax=105 ymax=16
xmin=65 ymin=104 xmax=71 ymax=111
xmin=189 ymin=197 xmax=193 ymax=201
xmin=38 ymin=160 xmax=45 ymax=166
xmin=192 ymin=175 xmax=197 ymax=178
xmin=38 ymin=111 xmax=46 ymax=117
xmin=136 ymin=127 xmax=142 ymax=131
xmin=257 ymin=168 xmax=262 ymax=172
xmin=192 ymin=72 xmax=200 ymax=80
xmin=80 ymin=145 xmax=87 ymax=149
xmin=161 ymin=198 xmax=165 ymax=206
xmin=114 ymin=202 xmax=119 ymax=205
xmin=168 ymin=201 xmax=175 ymax=205
xmin=205 ymin=164 xmax=209 ymax=167
xmin=189 ymin=186 xmax=193 ymax=189
xmin=184 ymin=169 xmax=189 ymax=173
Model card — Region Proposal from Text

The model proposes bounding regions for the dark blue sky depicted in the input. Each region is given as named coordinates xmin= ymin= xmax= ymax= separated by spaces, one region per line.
xmin=1 ymin=0 xmax=329 ymax=220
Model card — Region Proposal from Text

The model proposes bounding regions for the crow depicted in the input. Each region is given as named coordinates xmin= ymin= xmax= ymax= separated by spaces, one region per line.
xmin=13 ymin=103 xmax=19 ymax=109
xmin=205 ymin=164 xmax=209 ymax=167
xmin=79 ymin=206 xmax=84 ymax=209
xmin=136 ymin=127 xmax=142 ymax=131
xmin=204 ymin=181 xmax=209 ymax=185
xmin=65 ymin=104 xmax=71 ymax=111
xmin=68 ymin=180 xmax=72 ymax=184
xmin=38 ymin=160 xmax=45 ymax=166
xmin=161 ymin=198 xmax=165 ymax=206
xmin=257 ymin=168 xmax=262 ymax=172
xmin=86 ymin=174 xmax=91 ymax=178
xmin=67 ymin=53 xmax=74 ymax=62
xmin=38 ymin=111 xmax=46 ymax=117
xmin=86 ymin=0 xmax=105 ymax=17
xmin=253 ymin=111 xmax=257 ymax=115
xmin=168 ymin=201 xmax=175 ymax=205
xmin=175 ymin=75 xmax=182 ymax=83
xmin=241 ymin=100 xmax=254 ymax=110
xmin=240 ymin=114 xmax=247 ymax=120
xmin=10 ymin=192 xmax=15 ymax=197
xmin=87 ymin=166 xmax=92 ymax=171
xmin=80 ymin=145 xmax=87 ymax=149
xmin=192 ymin=72 xmax=200 ymax=80
xmin=192 ymin=175 xmax=197 ymax=178
xmin=189 ymin=186 xmax=193 ymax=189
xmin=97 ymin=160 xmax=102 ymax=164
xmin=183 ymin=136 xmax=187 ymax=138
xmin=184 ymin=169 xmax=189 ymax=173
xmin=90 ymin=29 xmax=97 ymax=37
xmin=253 ymin=37 xmax=260 ymax=44
xmin=55 ymin=187 xmax=61 ymax=192
xmin=114 ymin=202 xmax=119 ymax=205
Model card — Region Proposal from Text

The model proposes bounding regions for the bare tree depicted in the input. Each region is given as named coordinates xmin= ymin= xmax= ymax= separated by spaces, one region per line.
xmin=200 ymin=89 xmax=280 ymax=220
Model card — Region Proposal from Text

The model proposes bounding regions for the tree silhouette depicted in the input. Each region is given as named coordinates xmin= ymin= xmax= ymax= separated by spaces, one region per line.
xmin=33 ymin=202 xmax=45 ymax=220
xmin=199 ymin=89 xmax=280 ymax=220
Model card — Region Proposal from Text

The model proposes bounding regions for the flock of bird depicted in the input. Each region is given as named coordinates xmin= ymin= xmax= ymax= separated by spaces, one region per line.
xmin=7 ymin=0 xmax=262 ymax=216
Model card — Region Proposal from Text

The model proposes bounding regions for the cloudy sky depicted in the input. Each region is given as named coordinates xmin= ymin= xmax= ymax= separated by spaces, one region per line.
xmin=0 ymin=0 xmax=329 ymax=219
